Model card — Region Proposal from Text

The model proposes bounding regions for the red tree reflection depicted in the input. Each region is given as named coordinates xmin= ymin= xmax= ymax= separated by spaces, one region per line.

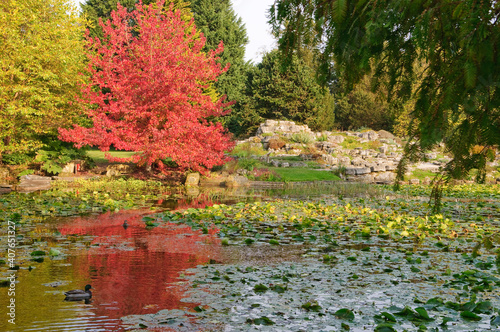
xmin=58 ymin=210 xmax=221 ymax=320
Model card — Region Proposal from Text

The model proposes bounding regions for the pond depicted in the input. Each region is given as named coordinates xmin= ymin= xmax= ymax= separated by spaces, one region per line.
xmin=1 ymin=183 xmax=500 ymax=331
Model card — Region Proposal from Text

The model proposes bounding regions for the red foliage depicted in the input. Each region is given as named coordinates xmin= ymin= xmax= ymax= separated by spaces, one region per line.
xmin=59 ymin=0 xmax=234 ymax=173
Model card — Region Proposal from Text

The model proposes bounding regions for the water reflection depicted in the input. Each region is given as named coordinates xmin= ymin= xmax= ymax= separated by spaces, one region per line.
xmin=0 ymin=210 xmax=221 ymax=331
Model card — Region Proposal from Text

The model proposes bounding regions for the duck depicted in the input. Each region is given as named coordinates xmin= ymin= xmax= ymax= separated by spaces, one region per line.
xmin=64 ymin=284 xmax=92 ymax=300
xmin=123 ymin=220 xmax=128 ymax=229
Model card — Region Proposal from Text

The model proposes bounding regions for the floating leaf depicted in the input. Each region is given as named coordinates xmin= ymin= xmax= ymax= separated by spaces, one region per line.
xmin=253 ymin=284 xmax=268 ymax=293
xmin=460 ymin=310 xmax=482 ymax=321
xmin=375 ymin=324 xmax=397 ymax=332
xmin=334 ymin=308 xmax=355 ymax=321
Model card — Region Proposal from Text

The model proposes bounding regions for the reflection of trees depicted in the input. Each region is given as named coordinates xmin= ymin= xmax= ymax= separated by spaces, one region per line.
xmin=58 ymin=210 xmax=221 ymax=320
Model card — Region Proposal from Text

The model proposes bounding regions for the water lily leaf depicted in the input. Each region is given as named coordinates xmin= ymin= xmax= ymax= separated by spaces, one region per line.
xmin=49 ymin=248 xmax=61 ymax=256
xmin=334 ymin=308 xmax=354 ymax=321
xmin=374 ymin=324 xmax=397 ymax=332
xmin=380 ymin=312 xmax=397 ymax=322
xmin=473 ymin=301 xmax=492 ymax=314
xmin=460 ymin=310 xmax=482 ymax=321
xmin=253 ymin=284 xmax=268 ymax=293
xmin=246 ymin=316 xmax=275 ymax=325
xmin=341 ymin=322 xmax=350 ymax=330
xmin=440 ymin=316 xmax=453 ymax=326
xmin=271 ymin=285 xmax=286 ymax=293
xmin=30 ymin=250 xmax=46 ymax=256
xmin=491 ymin=315 xmax=500 ymax=326
xmin=415 ymin=307 xmax=433 ymax=321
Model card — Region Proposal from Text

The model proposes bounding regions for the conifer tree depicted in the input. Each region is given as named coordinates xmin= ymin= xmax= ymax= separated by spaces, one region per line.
xmin=190 ymin=0 xmax=251 ymax=136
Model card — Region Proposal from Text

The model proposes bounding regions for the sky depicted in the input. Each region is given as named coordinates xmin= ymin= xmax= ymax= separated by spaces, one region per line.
xmin=71 ymin=0 xmax=276 ymax=63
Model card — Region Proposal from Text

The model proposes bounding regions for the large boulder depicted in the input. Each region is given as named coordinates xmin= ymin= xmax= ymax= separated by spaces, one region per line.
xmin=223 ymin=175 xmax=249 ymax=188
xmin=373 ymin=172 xmax=396 ymax=184
xmin=185 ymin=173 xmax=200 ymax=186
xmin=17 ymin=175 xmax=52 ymax=193
xmin=106 ymin=164 xmax=131 ymax=177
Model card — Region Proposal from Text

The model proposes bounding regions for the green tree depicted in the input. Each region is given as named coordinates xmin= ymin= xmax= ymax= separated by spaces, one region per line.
xmin=81 ymin=0 xmax=191 ymax=39
xmin=0 ymin=0 xmax=87 ymax=158
xmin=271 ymin=0 xmax=500 ymax=204
xmin=190 ymin=0 xmax=251 ymax=136
xmin=251 ymin=50 xmax=335 ymax=132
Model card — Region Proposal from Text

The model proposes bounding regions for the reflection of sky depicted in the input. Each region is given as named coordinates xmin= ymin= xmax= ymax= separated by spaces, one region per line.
xmin=71 ymin=0 xmax=276 ymax=63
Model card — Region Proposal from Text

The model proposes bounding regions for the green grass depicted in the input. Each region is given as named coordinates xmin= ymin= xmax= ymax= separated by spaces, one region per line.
xmin=86 ymin=149 xmax=137 ymax=163
xmin=408 ymin=169 xmax=437 ymax=181
xmin=269 ymin=167 xmax=341 ymax=182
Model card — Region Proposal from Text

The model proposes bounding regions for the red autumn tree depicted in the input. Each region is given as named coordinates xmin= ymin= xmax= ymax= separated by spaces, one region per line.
xmin=59 ymin=0 xmax=234 ymax=173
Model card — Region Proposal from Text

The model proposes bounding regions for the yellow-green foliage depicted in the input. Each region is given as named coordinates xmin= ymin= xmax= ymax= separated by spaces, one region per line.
xmin=0 ymin=0 xmax=87 ymax=155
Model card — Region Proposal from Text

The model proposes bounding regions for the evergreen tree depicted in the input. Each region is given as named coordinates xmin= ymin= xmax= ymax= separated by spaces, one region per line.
xmin=190 ymin=0 xmax=250 ymax=136
xmin=81 ymin=0 xmax=191 ymax=39
xmin=251 ymin=50 xmax=335 ymax=132
xmin=271 ymin=0 xmax=500 ymax=208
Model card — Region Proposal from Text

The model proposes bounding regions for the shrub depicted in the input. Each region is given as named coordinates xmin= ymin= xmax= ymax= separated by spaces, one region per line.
xmin=231 ymin=142 xmax=267 ymax=158
xmin=290 ymin=132 xmax=314 ymax=144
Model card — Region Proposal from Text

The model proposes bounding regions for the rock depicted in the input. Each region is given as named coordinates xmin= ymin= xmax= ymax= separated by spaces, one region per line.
xmin=370 ymin=165 xmax=387 ymax=172
xmin=200 ymin=173 xmax=226 ymax=186
xmin=379 ymin=145 xmax=389 ymax=154
xmin=255 ymin=120 xmax=312 ymax=136
xmin=374 ymin=172 xmax=396 ymax=184
xmin=185 ymin=173 xmax=200 ymax=186
xmin=355 ymin=167 xmax=372 ymax=175
xmin=17 ymin=175 xmax=52 ymax=193
xmin=328 ymin=135 xmax=345 ymax=144
xmin=377 ymin=130 xmax=395 ymax=140
xmin=409 ymin=178 xmax=420 ymax=185
xmin=224 ymin=175 xmax=249 ymax=188
xmin=385 ymin=164 xmax=397 ymax=171
xmin=351 ymin=157 xmax=365 ymax=167
xmin=281 ymin=162 xmax=290 ymax=168
xmin=322 ymin=155 xmax=338 ymax=165
xmin=185 ymin=186 xmax=200 ymax=197
xmin=61 ymin=162 xmax=76 ymax=174
xmin=345 ymin=167 xmax=357 ymax=176
xmin=0 ymin=184 xmax=12 ymax=194
xmin=357 ymin=130 xmax=379 ymax=141
xmin=106 ymin=164 xmax=131 ymax=177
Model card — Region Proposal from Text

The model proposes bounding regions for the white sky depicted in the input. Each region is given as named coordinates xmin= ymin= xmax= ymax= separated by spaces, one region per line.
xmin=71 ymin=0 xmax=276 ymax=63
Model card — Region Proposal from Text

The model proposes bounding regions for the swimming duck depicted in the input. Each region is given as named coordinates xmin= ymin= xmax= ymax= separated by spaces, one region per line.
xmin=123 ymin=220 xmax=128 ymax=229
xmin=64 ymin=284 xmax=92 ymax=300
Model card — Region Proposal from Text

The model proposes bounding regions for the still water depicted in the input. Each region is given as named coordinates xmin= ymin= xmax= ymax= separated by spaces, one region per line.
xmin=0 ymin=208 xmax=222 ymax=331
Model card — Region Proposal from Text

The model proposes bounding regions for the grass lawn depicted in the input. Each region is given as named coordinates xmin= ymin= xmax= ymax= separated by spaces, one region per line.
xmin=270 ymin=167 xmax=341 ymax=182
xmin=86 ymin=149 xmax=137 ymax=164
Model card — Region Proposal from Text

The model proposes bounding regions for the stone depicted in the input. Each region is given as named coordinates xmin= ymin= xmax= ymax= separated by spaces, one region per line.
xmin=358 ymin=130 xmax=379 ymax=141
xmin=377 ymin=130 xmax=395 ymax=140
xmin=370 ymin=165 xmax=387 ymax=172
xmin=185 ymin=186 xmax=200 ymax=197
xmin=374 ymin=172 xmax=396 ymax=184
xmin=106 ymin=164 xmax=131 ymax=177
xmin=355 ymin=167 xmax=372 ymax=175
xmin=224 ymin=175 xmax=249 ymax=188
xmin=379 ymin=145 xmax=389 ymax=154
xmin=17 ymin=175 xmax=52 ymax=193
xmin=185 ymin=172 xmax=200 ymax=186
xmin=345 ymin=167 xmax=357 ymax=176
xmin=281 ymin=162 xmax=290 ymax=168
xmin=61 ymin=162 xmax=75 ymax=174
xmin=385 ymin=164 xmax=397 ymax=171
xmin=351 ymin=157 xmax=365 ymax=166
xmin=409 ymin=178 xmax=420 ymax=185
xmin=322 ymin=155 xmax=338 ymax=165
xmin=328 ymin=135 xmax=345 ymax=144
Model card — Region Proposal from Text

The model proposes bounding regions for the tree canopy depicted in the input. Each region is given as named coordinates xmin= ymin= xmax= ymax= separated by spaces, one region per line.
xmin=59 ymin=0 xmax=233 ymax=173
xmin=0 ymin=0 xmax=87 ymax=158
xmin=81 ymin=0 xmax=191 ymax=39
xmin=190 ymin=0 xmax=251 ymax=136
xmin=270 ymin=0 xmax=500 ymax=194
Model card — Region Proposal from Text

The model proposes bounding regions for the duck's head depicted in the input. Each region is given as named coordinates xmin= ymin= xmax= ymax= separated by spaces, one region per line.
xmin=84 ymin=284 xmax=92 ymax=291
